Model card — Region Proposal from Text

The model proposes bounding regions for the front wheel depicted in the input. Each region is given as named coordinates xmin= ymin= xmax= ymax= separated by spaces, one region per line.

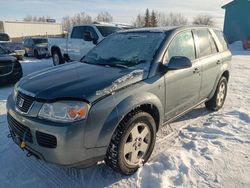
xmin=105 ymin=111 xmax=156 ymax=175
xmin=52 ymin=50 xmax=64 ymax=66
xmin=205 ymin=77 xmax=228 ymax=111
xmin=34 ymin=50 xmax=41 ymax=59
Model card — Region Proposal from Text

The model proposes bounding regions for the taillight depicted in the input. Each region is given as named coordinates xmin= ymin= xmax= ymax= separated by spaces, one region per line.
xmin=243 ymin=40 xmax=248 ymax=50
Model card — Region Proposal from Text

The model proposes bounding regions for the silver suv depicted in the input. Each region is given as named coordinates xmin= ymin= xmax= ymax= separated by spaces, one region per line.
xmin=7 ymin=26 xmax=231 ymax=175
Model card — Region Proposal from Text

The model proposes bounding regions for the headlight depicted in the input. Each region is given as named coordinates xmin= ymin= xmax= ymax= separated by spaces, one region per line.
xmin=38 ymin=101 xmax=89 ymax=123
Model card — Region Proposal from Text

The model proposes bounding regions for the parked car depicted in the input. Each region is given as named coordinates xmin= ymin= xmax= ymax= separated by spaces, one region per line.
xmin=23 ymin=37 xmax=49 ymax=59
xmin=48 ymin=24 xmax=121 ymax=65
xmin=242 ymin=37 xmax=250 ymax=50
xmin=7 ymin=26 xmax=231 ymax=175
xmin=0 ymin=46 xmax=23 ymax=86
xmin=0 ymin=32 xmax=25 ymax=60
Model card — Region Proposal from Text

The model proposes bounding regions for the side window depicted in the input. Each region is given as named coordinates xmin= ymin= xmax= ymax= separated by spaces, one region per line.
xmin=27 ymin=39 xmax=32 ymax=46
xmin=213 ymin=30 xmax=228 ymax=52
xmin=23 ymin=39 xmax=28 ymax=45
xmin=209 ymin=32 xmax=218 ymax=54
xmin=30 ymin=39 xmax=34 ymax=46
xmin=167 ymin=31 xmax=196 ymax=62
xmin=85 ymin=26 xmax=99 ymax=41
xmin=71 ymin=26 xmax=86 ymax=39
xmin=196 ymin=29 xmax=216 ymax=58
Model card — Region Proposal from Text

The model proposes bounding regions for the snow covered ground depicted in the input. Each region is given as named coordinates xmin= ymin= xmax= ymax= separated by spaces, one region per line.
xmin=0 ymin=42 xmax=250 ymax=188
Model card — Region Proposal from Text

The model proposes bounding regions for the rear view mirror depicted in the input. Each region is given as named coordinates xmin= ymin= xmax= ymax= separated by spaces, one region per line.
xmin=167 ymin=56 xmax=192 ymax=70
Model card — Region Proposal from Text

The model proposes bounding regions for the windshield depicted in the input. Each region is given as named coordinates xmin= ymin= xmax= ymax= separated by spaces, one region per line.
xmin=33 ymin=38 xmax=48 ymax=44
xmin=83 ymin=32 xmax=166 ymax=70
xmin=96 ymin=26 xmax=121 ymax=37
xmin=0 ymin=33 xmax=10 ymax=42
xmin=0 ymin=47 xmax=7 ymax=55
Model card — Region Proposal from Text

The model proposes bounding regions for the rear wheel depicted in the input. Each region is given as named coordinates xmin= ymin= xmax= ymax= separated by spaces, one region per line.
xmin=52 ymin=50 xmax=64 ymax=66
xmin=205 ymin=77 xmax=227 ymax=111
xmin=105 ymin=111 xmax=156 ymax=175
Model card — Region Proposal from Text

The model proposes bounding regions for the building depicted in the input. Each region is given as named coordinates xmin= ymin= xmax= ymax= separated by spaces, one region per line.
xmin=222 ymin=0 xmax=250 ymax=43
xmin=0 ymin=21 xmax=62 ymax=41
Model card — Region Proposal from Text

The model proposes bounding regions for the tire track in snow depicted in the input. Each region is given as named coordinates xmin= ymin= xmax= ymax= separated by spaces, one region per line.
xmin=11 ymin=147 xmax=83 ymax=188
xmin=150 ymin=107 xmax=209 ymax=162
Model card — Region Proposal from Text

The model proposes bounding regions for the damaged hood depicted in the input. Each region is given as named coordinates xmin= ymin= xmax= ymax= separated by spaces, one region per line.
xmin=18 ymin=62 xmax=146 ymax=102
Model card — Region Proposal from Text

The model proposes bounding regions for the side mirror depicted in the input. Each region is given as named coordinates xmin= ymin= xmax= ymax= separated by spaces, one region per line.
xmin=167 ymin=56 xmax=192 ymax=70
xmin=83 ymin=31 xmax=93 ymax=41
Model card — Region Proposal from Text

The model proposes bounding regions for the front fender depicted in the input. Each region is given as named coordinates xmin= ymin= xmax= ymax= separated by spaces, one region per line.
xmin=84 ymin=75 xmax=165 ymax=149
xmin=95 ymin=92 xmax=164 ymax=148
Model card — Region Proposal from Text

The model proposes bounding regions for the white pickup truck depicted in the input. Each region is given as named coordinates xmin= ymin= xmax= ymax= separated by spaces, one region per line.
xmin=48 ymin=24 xmax=121 ymax=65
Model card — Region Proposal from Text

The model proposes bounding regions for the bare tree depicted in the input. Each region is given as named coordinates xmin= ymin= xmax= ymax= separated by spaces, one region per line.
xmin=62 ymin=12 xmax=92 ymax=32
xmin=95 ymin=11 xmax=113 ymax=23
xmin=62 ymin=16 xmax=71 ymax=32
xmin=193 ymin=15 xmax=214 ymax=26
xmin=133 ymin=13 xmax=145 ymax=28
xmin=166 ymin=13 xmax=188 ymax=26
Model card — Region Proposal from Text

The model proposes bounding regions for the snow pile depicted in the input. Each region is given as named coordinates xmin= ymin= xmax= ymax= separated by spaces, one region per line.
xmin=0 ymin=46 xmax=250 ymax=187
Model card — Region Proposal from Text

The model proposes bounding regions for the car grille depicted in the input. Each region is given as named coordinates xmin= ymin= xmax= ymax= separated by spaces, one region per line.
xmin=7 ymin=114 xmax=33 ymax=143
xmin=36 ymin=131 xmax=57 ymax=148
xmin=16 ymin=92 xmax=35 ymax=113
xmin=0 ymin=64 xmax=13 ymax=76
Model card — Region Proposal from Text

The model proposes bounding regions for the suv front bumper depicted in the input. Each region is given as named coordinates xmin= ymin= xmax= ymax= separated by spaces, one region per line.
xmin=6 ymin=95 xmax=107 ymax=168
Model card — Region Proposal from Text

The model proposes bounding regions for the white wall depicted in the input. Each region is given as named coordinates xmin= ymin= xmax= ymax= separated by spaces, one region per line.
xmin=2 ymin=21 xmax=62 ymax=38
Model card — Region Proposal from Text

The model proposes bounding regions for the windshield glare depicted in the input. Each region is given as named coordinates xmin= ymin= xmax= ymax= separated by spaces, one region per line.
xmin=83 ymin=32 xmax=166 ymax=70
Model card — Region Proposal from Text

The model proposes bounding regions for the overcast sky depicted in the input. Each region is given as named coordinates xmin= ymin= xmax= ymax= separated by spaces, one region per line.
xmin=0 ymin=0 xmax=231 ymax=27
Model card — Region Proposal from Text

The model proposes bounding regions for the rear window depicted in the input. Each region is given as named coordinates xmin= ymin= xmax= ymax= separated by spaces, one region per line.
xmin=213 ymin=30 xmax=228 ymax=52
xmin=33 ymin=38 xmax=48 ymax=44
xmin=196 ymin=29 xmax=218 ymax=58
xmin=0 ymin=33 xmax=10 ymax=42
xmin=96 ymin=26 xmax=121 ymax=37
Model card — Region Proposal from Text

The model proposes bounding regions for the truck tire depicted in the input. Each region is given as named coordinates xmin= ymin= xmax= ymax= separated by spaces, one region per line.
xmin=205 ymin=77 xmax=228 ymax=111
xmin=52 ymin=50 xmax=64 ymax=66
xmin=34 ymin=50 xmax=41 ymax=59
xmin=105 ymin=111 xmax=156 ymax=175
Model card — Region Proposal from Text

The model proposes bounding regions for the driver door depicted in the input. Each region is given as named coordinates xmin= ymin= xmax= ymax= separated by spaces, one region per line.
xmin=164 ymin=30 xmax=202 ymax=120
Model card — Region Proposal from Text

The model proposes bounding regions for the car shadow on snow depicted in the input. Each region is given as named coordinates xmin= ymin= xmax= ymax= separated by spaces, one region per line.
xmin=173 ymin=105 xmax=210 ymax=123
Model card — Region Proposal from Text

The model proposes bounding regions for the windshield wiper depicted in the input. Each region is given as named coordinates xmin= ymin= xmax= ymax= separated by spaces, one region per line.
xmin=101 ymin=63 xmax=128 ymax=69
xmin=81 ymin=60 xmax=128 ymax=69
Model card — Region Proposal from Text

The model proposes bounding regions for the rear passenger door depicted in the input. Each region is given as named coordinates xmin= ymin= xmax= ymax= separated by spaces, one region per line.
xmin=194 ymin=29 xmax=222 ymax=100
xmin=164 ymin=30 xmax=202 ymax=120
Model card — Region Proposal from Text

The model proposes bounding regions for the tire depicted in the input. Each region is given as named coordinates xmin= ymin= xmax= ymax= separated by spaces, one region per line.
xmin=52 ymin=50 xmax=64 ymax=66
xmin=34 ymin=50 xmax=41 ymax=59
xmin=24 ymin=50 xmax=28 ymax=57
xmin=105 ymin=111 xmax=156 ymax=175
xmin=205 ymin=77 xmax=228 ymax=111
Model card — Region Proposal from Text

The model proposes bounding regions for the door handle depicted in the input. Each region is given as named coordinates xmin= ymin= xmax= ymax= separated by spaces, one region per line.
xmin=216 ymin=60 xmax=222 ymax=65
xmin=193 ymin=67 xmax=200 ymax=74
